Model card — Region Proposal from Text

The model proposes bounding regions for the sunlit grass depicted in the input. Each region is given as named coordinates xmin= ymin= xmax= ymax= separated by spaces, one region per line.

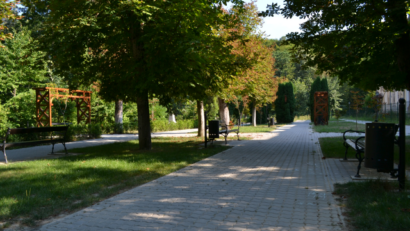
xmin=0 ymin=136 xmax=230 ymax=226
xmin=312 ymin=120 xmax=366 ymax=133
xmin=334 ymin=180 xmax=410 ymax=231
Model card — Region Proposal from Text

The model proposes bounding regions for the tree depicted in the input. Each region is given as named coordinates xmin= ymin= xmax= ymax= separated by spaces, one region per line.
xmin=221 ymin=2 xmax=277 ymax=127
xmin=0 ymin=25 xmax=47 ymax=103
xmin=261 ymin=0 xmax=410 ymax=90
xmin=25 ymin=0 xmax=245 ymax=150
xmin=0 ymin=0 xmax=23 ymax=44
xmin=275 ymin=82 xmax=295 ymax=123
xmin=351 ymin=90 xmax=364 ymax=130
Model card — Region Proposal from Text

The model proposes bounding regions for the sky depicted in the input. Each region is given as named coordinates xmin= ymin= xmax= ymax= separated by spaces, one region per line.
xmin=243 ymin=0 xmax=307 ymax=40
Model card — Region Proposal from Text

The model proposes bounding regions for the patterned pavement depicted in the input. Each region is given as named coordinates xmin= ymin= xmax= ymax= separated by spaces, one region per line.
xmin=37 ymin=121 xmax=346 ymax=231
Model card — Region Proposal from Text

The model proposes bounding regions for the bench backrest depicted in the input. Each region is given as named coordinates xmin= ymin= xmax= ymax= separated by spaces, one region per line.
xmin=8 ymin=126 xmax=69 ymax=135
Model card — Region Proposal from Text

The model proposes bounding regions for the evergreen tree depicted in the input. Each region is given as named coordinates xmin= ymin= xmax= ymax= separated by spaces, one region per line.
xmin=275 ymin=82 xmax=295 ymax=123
xmin=287 ymin=82 xmax=295 ymax=122
xmin=0 ymin=26 xmax=47 ymax=103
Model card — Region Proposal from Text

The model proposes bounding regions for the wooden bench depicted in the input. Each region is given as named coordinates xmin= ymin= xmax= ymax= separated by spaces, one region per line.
xmin=219 ymin=123 xmax=240 ymax=145
xmin=207 ymin=121 xmax=240 ymax=145
xmin=342 ymin=130 xmax=365 ymax=177
xmin=1 ymin=126 xmax=69 ymax=164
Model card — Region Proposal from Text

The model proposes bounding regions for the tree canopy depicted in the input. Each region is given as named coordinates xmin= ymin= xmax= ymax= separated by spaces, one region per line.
xmin=261 ymin=0 xmax=410 ymax=91
xmin=24 ymin=0 xmax=245 ymax=149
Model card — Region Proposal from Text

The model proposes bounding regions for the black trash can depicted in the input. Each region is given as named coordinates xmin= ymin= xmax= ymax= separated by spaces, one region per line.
xmin=208 ymin=120 xmax=220 ymax=139
xmin=364 ymin=123 xmax=396 ymax=172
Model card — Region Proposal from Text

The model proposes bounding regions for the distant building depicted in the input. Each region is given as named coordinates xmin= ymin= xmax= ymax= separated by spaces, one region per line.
xmin=378 ymin=87 xmax=410 ymax=111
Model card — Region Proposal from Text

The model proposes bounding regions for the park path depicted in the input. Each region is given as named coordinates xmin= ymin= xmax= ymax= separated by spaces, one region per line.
xmin=37 ymin=121 xmax=345 ymax=231
xmin=0 ymin=129 xmax=198 ymax=163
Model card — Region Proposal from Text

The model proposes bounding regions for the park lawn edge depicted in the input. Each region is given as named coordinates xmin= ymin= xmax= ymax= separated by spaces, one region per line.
xmin=334 ymin=180 xmax=410 ymax=231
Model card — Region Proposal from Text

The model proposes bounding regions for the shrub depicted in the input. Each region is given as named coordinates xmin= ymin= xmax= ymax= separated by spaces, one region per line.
xmin=150 ymin=119 xmax=197 ymax=132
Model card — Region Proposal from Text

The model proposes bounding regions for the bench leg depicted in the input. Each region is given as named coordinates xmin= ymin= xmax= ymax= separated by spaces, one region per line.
xmin=343 ymin=142 xmax=348 ymax=160
xmin=355 ymin=152 xmax=364 ymax=178
xmin=62 ymin=142 xmax=68 ymax=155
xmin=2 ymin=145 xmax=7 ymax=164
xmin=225 ymin=135 xmax=227 ymax=145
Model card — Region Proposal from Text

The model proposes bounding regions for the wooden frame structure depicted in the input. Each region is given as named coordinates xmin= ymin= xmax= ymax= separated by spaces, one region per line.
xmin=314 ymin=91 xmax=329 ymax=125
xmin=33 ymin=87 xmax=92 ymax=127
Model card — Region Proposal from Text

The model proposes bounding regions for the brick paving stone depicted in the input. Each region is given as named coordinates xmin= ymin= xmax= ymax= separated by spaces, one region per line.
xmin=35 ymin=121 xmax=345 ymax=231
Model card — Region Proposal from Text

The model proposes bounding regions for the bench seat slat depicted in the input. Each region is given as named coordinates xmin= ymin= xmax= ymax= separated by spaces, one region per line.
xmin=3 ymin=139 xmax=65 ymax=148
xmin=9 ymin=126 xmax=68 ymax=135
xmin=345 ymin=139 xmax=364 ymax=150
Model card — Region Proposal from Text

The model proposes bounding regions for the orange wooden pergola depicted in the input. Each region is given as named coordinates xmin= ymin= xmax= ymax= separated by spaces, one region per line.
xmin=314 ymin=91 xmax=329 ymax=125
xmin=33 ymin=87 xmax=92 ymax=127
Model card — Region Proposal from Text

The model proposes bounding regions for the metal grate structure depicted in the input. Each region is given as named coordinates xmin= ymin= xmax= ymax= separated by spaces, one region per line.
xmin=33 ymin=87 xmax=92 ymax=127
xmin=314 ymin=91 xmax=329 ymax=125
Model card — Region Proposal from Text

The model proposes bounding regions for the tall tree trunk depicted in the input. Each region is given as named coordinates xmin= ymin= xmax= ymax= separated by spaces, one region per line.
xmin=130 ymin=19 xmax=151 ymax=150
xmin=137 ymin=94 xmax=152 ymax=150
xmin=197 ymin=101 xmax=205 ymax=137
xmin=218 ymin=98 xmax=230 ymax=126
xmin=168 ymin=113 xmax=176 ymax=123
xmin=252 ymin=105 xmax=257 ymax=127
xmin=115 ymin=100 xmax=123 ymax=124
xmin=389 ymin=1 xmax=410 ymax=89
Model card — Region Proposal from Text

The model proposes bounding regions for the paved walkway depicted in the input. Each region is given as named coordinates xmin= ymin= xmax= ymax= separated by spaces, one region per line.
xmin=38 ymin=121 xmax=345 ymax=231
xmin=0 ymin=129 xmax=198 ymax=163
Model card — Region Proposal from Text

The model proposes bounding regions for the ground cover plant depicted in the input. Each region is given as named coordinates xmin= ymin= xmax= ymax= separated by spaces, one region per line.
xmin=319 ymin=136 xmax=410 ymax=168
xmin=341 ymin=114 xmax=410 ymax=126
xmin=238 ymin=124 xmax=284 ymax=133
xmin=0 ymin=136 xmax=230 ymax=227
xmin=334 ymin=180 xmax=410 ymax=231
xmin=312 ymin=120 xmax=366 ymax=133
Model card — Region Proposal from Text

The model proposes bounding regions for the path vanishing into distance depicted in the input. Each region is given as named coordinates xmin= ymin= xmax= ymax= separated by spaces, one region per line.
xmin=0 ymin=129 xmax=198 ymax=164
xmin=36 ymin=121 xmax=350 ymax=231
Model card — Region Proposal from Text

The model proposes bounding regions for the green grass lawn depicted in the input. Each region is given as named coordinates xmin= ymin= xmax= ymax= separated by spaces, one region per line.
xmin=334 ymin=180 xmax=410 ymax=231
xmin=0 ymin=136 xmax=230 ymax=227
xmin=313 ymin=120 xmax=366 ymax=133
xmin=319 ymin=136 xmax=410 ymax=167
xmin=238 ymin=124 xmax=285 ymax=133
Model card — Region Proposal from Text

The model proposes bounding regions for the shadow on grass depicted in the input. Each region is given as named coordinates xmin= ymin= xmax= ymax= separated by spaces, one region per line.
xmin=0 ymin=137 xmax=229 ymax=225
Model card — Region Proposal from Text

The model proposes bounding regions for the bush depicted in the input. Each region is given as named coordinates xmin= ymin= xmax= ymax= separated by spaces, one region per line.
xmin=150 ymin=119 xmax=198 ymax=132
xmin=65 ymin=123 xmax=102 ymax=141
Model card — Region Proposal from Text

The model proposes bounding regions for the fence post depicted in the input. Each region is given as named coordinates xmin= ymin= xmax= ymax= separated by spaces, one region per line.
xmin=398 ymin=99 xmax=406 ymax=191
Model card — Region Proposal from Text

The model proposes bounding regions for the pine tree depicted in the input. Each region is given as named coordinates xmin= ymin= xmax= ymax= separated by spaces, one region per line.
xmin=275 ymin=82 xmax=295 ymax=123
xmin=287 ymin=82 xmax=295 ymax=122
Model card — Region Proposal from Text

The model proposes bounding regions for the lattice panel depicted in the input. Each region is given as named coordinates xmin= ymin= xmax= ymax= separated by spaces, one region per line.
xmin=34 ymin=87 xmax=92 ymax=127
xmin=314 ymin=91 xmax=329 ymax=125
